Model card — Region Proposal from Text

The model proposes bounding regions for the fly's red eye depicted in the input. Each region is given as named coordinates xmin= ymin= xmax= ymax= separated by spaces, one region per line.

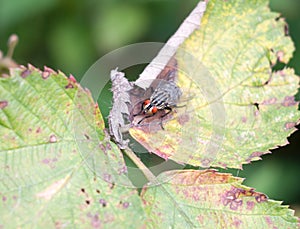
xmin=144 ymin=100 xmax=150 ymax=105
xmin=152 ymin=106 xmax=158 ymax=113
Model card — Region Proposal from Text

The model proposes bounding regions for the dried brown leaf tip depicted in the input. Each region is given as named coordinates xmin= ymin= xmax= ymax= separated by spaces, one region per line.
xmin=108 ymin=69 xmax=132 ymax=148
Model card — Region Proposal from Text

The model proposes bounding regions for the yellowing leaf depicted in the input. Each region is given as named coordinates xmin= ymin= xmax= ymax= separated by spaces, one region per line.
xmin=142 ymin=170 xmax=299 ymax=228
xmin=130 ymin=0 xmax=300 ymax=168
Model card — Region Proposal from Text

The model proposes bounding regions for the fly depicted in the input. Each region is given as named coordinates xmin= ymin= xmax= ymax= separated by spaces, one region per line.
xmin=134 ymin=80 xmax=182 ymax=127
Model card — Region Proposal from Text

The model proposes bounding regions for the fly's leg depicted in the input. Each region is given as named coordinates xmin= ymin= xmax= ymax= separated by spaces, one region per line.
xmin=136 ymin=107 xmax=173 ymax=129
xmin=159 ymin=107 xmax=173 ymax=130
xmin=161 ymin=106 xmax=172 ymax=118
xmin=137 ymin=113 xmax=156 ymax=124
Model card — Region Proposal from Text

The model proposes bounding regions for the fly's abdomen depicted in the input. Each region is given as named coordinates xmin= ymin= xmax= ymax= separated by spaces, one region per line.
xmin=150 ymin=81 xmax=182 ymax=109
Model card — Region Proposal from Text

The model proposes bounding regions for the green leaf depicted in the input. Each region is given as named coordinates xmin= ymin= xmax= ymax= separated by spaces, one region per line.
xmin=0 ymin=66 xmax=146 ymax=228
xmin=130 ymin=0 xmax=300 ymax=168
xmin=142 ymin=170 xmax=299 ymax=228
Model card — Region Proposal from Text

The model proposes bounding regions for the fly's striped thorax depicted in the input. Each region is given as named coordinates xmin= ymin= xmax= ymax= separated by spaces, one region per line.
xmin=150 ymin=89 xmax=169 ymax=109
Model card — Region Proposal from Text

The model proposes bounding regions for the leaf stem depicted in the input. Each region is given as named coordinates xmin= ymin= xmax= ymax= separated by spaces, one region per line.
xmin=124 ymin=148 xmax=195 ymax=227
xmin=123 ymin=147 xmax=156 ymax=182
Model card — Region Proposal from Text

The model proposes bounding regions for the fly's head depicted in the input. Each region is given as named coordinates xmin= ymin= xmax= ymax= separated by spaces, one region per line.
xmin=142 ymin=99 xmax=158 ymax=116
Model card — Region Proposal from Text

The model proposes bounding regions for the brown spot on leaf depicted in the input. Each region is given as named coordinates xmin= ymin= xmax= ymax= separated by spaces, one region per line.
xmin=282 ymin=96 xmax=297 ymax=107
xmin=223 ymin=186 xmax=267 ymax=210
xmin=42 ymin=158 xmax=50 ymax=164
xmin=81 ymin=188 xmax=85 ymax=193
xmin=65 ymin=75 xmax=77 ymax=89
xmin=122 ymin=202 xmax=130 ymax=209
xmin=255 ymin=194 xmax=268 ymax=203
xmin=251 ymin=151 xmax=264 ymax=157
xmin=103 ymin=174 xmax=112 ymax=183
xmin=118 ymin=166 xmax=127 ymax=175
xmin=87 ymin=214 xmax=101 ymax=228
xmin=44 ymin=66 xmax=56 ymax=74
xmin=265 ymin=216 xmax=273 ymax=225
xmin=196 ymin=215 xmax=204 ymax=224
xmin=55 ymin=221 xmax=64 ymax=229
xmin=69 ymin=75 xmax=77 ymax=83
xmin=276 ymin=51 xmax=284 ymax=62
xmin=201 ymin=159 xmax=211 ymax=168
xmin=223 ymin=188 xmax=243 ymax=210
xmin=21 ymin=69 xmax=31 ymax=78
xmin=96 ymin=189 xmax=100 ymax=194
xmin=49 ymin=134 xmax=57 ymax=143
xmin=99 ymin=199 xmax=107 ymax=207
xmin=173 ymin=170 xmax=231 ymax=186
xmin=241 ymin=116 xmax=247 ymax=123
xmin=230 ymin=199 xmax=243 ymax=210
xmin=246 ymin=151 xmax=264 ymax=162
xmin=41 ymin=158 xmax=58 ymax=169
xmin=285 ymin=122 xmax=296 ymax=130
xmin=262 ymin=98 xmax=277 ymax=105
xmin=217 ymin=162 xmax=228 ymax=168
xmin=284 ymin=23 xmax=289 ymax=36
xmin=109 ymin=182 xmax=115 ymax=190
xmin=105 ymin=142 xmax=112 ymax=150
xmin=42 ymin=71 xmax=50 ymax=79
xmin=99 ymin=143 xmax=106 ymax=152
xmin=65 ymin=83 xmax=74 ymax=89
xmin=85 ymin=200 xmax=90 ymax=205
xmin=0 ymin=101 xmax=8 ymax=109
xmin=232 ymin=217 xmax=242 ymax=227
xmin=246 ymin=201 xmax=255 ymax=210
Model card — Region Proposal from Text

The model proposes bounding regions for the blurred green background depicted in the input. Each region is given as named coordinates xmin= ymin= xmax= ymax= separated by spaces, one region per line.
xmin=1 ymin=0 xmax=299 ymax=216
